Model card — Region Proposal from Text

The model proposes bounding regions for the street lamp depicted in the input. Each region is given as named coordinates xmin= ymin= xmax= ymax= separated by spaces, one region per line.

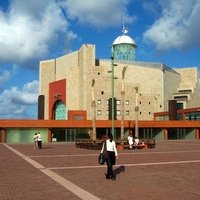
xmin=110 ymin=51 xmax=117 ymax=139
xmin=91 ymin=79 xmax=96 ymax=140
xmin=121 ymin=66 xmax=127 ymax=140
xmin=134 ymin=86 xmax=139 ymax=138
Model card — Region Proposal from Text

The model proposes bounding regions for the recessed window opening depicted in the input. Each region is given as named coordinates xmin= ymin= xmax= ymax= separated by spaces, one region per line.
xmin=116 ymin=100 xmax=121 ymax=105
xmin=97 ymin=110 xmax=101 ymax=115
xmin=126 ymin=110 xmax=129 ymax=115
xmin=117 ymin=110 xmax=121 ymax=116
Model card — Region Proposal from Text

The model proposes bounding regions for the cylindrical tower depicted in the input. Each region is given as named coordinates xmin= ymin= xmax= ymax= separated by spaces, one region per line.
xmin=112 ymin=30 xmax=137 ymax=62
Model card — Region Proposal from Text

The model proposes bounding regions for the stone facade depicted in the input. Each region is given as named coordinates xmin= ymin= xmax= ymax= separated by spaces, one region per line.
xmin=39 ymin=44 xmax=200 ymax=120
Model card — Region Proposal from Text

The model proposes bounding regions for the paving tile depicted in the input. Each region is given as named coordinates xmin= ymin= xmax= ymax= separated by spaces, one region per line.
xmin=1 ymin=140 xmax=200 ymax=200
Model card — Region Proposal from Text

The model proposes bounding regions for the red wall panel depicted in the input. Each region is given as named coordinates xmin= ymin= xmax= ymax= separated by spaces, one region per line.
xmin=49 ymin=79 xmax=66 ymax=119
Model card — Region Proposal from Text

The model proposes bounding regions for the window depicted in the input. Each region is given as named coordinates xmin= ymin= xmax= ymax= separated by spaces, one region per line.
xmin=101 ymin=91 xmax=104 ymax=95
xmin=97 ymin=110 xmax=101 ymax=115
xmin=97 ymin=100 xmax=101 ymax=105
xmin=106 ymin=110 xmax=109 ymax=116
xmin=126 ymin=100 xmax=129 ymax=105
xmin=117 ymin=110 xmax=121 ymax=116
xmin=174 ymin=95 xmax=188 ymax=100
xmin=178 ymin=89 xmax=192 ymax=93
xmin=126 ymin=110 xmax=129 ymax=115
xmin=116 ymin=100 xmax=121 ymax=105
xmin=176 ymin=103 xmax=183 ymax=110
xmin=95 ymin=59 xmax=100 ymax=66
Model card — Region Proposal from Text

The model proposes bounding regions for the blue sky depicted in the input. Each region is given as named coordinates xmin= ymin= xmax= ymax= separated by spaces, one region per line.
xmin=0 ymin=0 xmax=200 ymax=119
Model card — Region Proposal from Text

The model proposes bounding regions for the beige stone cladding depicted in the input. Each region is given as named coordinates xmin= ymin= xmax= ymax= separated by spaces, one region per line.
xmin=162 ymin=66 xmax=181 ymax=109
xmin=39 ymin=51 xmax=80 ymax=119
xmin=173 ymin=67 xmax=200 ymax=108
xmin=92 ymin=60 xmax=181 ymax=120
xmin=39 ymin=44 xmax=200 ymax=120
xmin=53 ymin=51 xmax=80 ymax=112
xmin=78 ymin=44 xmax=95 ymax=111
xmin=39 ymin=44 xmax=96 ymax=119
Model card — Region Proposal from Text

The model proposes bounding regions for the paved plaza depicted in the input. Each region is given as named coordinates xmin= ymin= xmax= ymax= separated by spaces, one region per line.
xmin=0 ymin=140 xmax=200 ymax=200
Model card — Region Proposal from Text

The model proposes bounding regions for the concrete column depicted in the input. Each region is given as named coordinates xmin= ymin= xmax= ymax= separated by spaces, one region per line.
xmin=1 ymin=129 xmax=6 ymax=143
xmin=195 ymin=128 xmax=199 ymax=140
xmin=164 ymin=129 xmax=168 ymax=140
xmin=48 ymin=129 xmax=52 ymax=143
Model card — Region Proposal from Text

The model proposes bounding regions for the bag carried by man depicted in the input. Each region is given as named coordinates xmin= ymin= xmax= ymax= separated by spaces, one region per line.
xmin=98 ymin=141 xmax=108 ymax=165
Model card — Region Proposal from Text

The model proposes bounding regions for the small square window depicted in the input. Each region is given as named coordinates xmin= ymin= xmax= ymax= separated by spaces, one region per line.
xmin=149 ymin=112 xmax=151 ymax=115
xmin=98 ymin=72 xmax=100 ymax=75
xmin=126 ymin=110 xmax=129 ymax=115
xmin=97 ymin=100 xmax=101 ymax=105
xmin=101 ymin=91 xmax=104 ymax=95
xmin=116 ymin=100 xmax=121 ymax=105
xmin=97 ymin=110 xmax=101 ymax=115
xmin=117 ymin=110 xmax=121 ymax=116
xmin=126 ymin=100 xmax=129 ymax=105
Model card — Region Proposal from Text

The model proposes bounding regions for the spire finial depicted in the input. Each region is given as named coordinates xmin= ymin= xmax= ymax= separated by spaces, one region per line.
xmin=122 ymin=21 xmax=128 ymax=35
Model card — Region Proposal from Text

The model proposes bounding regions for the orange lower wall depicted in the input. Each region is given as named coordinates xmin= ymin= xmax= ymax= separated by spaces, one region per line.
xmin=0 ymin=119 xmax=200 ymax=128
xmin=1 ymin=120 xmax=200 ymax=143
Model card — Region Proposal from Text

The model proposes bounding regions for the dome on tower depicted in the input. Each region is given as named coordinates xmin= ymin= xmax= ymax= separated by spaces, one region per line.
xmin=112 ymin=31 xmax=137 ymax=61
xmin=112 ymin=35 xmax=136 ymax=46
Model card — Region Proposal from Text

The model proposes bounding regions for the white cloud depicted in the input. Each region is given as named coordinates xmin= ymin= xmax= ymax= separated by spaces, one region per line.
xmin=0 ymin=69 xmax=11 ymax=85
xmin=0 ymin=80 xmax=38 ymax=118
xmin=143 ymin=0 xmax=200 ymax=51
xmin=61 ymin=0 xmax=135 ymax=27
xmin=0 ymin=0 xmax=70 ymax=63
xmin=142 ymin=1 xmax=160 ymax=16
xmin=0 ymin=0 xmax=134 ymax=65
xmin=0 ymin=0 xmax=135 ymax=119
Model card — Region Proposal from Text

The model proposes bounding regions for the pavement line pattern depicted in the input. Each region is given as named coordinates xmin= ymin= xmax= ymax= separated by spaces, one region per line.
xmin=28 ymin=149 xmax=200 ymax=158
xmin=4 ymin=144 xmax=101 ymax=200
xmin=48 ymin=159 xmax=200 ymax=170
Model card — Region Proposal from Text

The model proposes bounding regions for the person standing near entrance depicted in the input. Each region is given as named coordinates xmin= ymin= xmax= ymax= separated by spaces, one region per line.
xmin=37 ymin=132 xmax=42 ymax=149
xmin=128 ymin=134 xmax=133 ymax=149
xmin=33 ymin=133 xmax=38 ymax=149
xmin=101 ymin=133 xmax=118 ymax=181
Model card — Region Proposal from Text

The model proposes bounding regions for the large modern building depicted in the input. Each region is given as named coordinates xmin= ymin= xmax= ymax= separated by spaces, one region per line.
xmin=39 ymin=32 xmax=200 ymax=122
xmin=35 ymin=31 xmax=200 ymax=142
xmin=1 ymin=31 xmax=199 ymax=144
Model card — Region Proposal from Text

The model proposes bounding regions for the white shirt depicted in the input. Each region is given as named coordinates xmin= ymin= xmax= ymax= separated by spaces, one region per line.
xmin=128 ymin=136 xmax=133 ymax=145
xmin=33 ymin=135 xmax=38 ymax=141
xmin=134 ymin=138 xmax=139 ymax=145
xmin=101 ymin=139 xmax=118 ymax=156
xmin=37 ymin=134 xmax=42 ymax=141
